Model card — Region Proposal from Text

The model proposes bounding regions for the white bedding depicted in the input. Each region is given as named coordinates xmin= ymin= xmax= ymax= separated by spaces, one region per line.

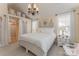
xmin=20 ymin=32 xmax=56 ymax=53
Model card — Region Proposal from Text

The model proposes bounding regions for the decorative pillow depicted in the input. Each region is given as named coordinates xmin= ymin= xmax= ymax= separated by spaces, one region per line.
xmin=38 ymin=28 xmax=55 ymax=35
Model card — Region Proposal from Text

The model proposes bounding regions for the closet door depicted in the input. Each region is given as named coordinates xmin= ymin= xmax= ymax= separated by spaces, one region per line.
xmin=22 ymin=19 xmax=27 ymax=34
xmin=19 ymin=18 xmax=32 ymax=35
xmin=0 ymin=15 xmax=7 ymax=47
xmin=19 ymin=18 xmax=27 ymax=34
xmin=27 ymin=19 xmax=32 ymax=33
xmin=8 ymin=16 xmax=19 ymax=44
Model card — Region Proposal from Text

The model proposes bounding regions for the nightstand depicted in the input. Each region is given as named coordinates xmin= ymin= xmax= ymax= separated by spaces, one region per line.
xmin=57 ymin=34 xmax=70 ymax=47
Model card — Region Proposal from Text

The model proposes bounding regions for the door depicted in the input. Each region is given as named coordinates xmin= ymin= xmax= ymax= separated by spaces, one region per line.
xmin=8 ymin=16 xmax=19 ymax=44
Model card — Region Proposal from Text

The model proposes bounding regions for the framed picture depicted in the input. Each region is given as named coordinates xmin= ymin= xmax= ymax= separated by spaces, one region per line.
xmin=39 ymin=17 xmax=53 ymax=27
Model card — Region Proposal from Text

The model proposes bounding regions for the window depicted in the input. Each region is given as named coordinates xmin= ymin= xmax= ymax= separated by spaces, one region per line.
xmin=57 ymin=13 xmax=71 ymax=36
xmin=32 ymin=20 xmax=38 ymax=32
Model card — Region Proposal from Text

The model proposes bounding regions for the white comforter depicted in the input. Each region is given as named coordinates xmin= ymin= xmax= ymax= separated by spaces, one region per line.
xmin=20 ymin=32 xmax=56 ymax=53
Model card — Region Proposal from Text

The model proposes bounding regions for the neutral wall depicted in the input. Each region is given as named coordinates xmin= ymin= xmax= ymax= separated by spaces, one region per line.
xmin=0 ymin=3 xmax=8 ymax=14
xmin=74 ymin=8 xmax=79 ymax=43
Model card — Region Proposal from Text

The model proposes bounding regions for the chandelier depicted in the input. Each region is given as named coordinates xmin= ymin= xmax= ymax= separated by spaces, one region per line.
xmin=27 ymin=3 xmax=39 ymax=15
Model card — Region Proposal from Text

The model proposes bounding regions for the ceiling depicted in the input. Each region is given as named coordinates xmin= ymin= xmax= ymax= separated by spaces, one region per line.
xmin=8 ymin=3 xmax=79 ymax=17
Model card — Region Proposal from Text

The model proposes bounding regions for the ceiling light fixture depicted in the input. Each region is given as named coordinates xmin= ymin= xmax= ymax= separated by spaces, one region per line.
xmin=27 ymin=3 xmax=39 ymax=15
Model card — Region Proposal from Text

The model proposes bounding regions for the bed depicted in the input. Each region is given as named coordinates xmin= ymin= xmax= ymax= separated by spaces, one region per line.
xmin=19 ymin=28 xmax=56 ymax=56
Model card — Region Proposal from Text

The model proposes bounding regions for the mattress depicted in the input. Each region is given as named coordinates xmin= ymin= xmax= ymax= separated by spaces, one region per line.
xmin=19 ymin=32 xmax=56 ymax=53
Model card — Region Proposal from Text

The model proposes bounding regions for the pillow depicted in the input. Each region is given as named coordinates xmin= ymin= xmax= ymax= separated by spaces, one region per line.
xmin=38 ymin=28 xmax=55 ymax=35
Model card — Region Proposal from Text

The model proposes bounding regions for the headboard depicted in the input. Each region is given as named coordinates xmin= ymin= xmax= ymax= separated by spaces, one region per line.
xmin=38 ymin=17 xmax=54 ymax=27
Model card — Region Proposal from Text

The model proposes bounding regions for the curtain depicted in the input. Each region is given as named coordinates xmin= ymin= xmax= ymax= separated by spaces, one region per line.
xmin=57 ymin=11 xmax=75 ymax=43
xmin=57 ymin=13 xmax=71 ymax=35
xmin=70 ymin=11 xmax=76 ymax=43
